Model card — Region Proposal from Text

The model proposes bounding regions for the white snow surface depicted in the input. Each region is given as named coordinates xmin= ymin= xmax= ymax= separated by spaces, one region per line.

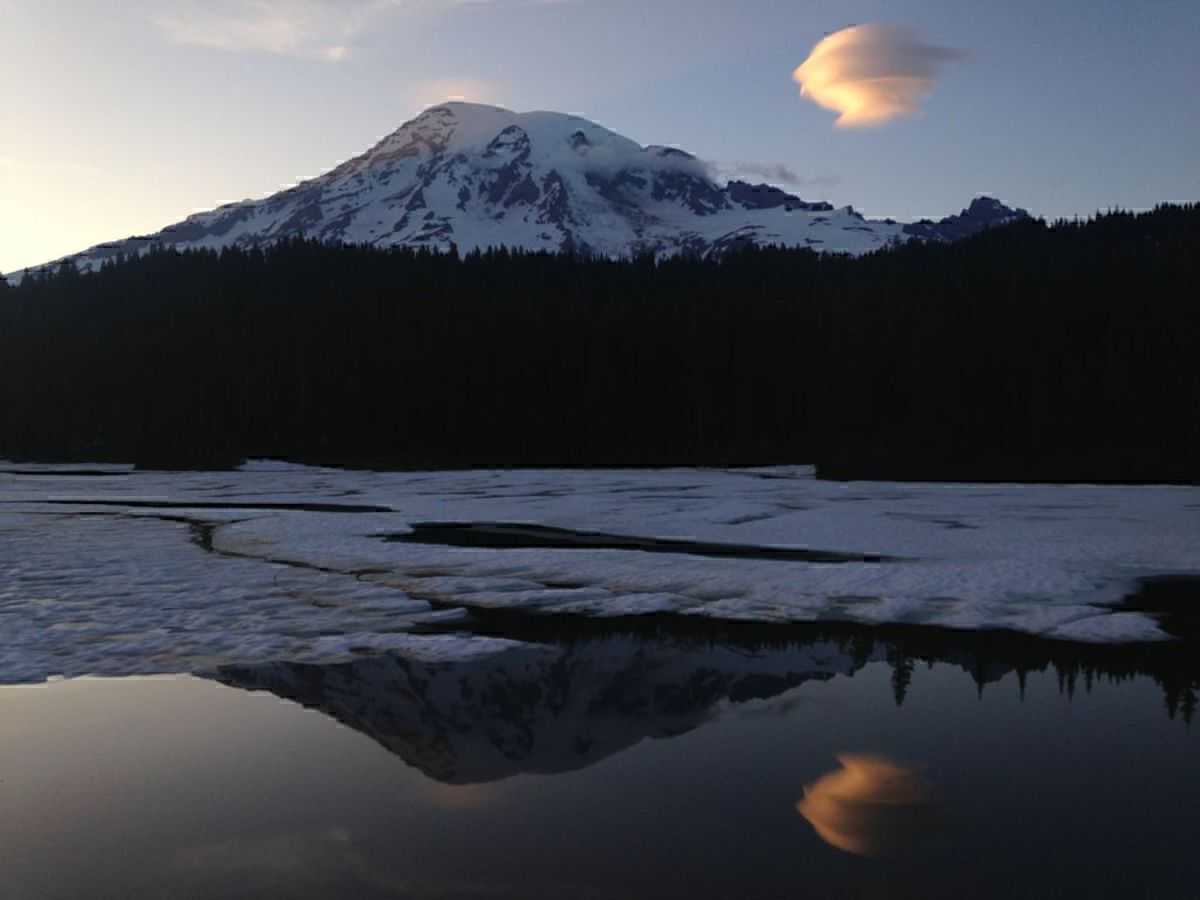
xmin=2 ymin=462 xmax=1196 ymax=683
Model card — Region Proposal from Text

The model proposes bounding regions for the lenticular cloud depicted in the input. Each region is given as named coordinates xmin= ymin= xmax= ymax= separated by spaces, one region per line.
xmin=793 ymin=24 xmax=966 ymax=128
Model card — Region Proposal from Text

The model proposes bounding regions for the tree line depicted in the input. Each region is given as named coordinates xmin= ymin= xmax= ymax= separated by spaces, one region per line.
xmin=2 ymin=203 xmax=1197 ymax=481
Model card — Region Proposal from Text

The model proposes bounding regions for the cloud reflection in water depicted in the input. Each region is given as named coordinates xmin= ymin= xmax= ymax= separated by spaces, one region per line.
xmin=797 ymin=754 xmax=932 ymax=857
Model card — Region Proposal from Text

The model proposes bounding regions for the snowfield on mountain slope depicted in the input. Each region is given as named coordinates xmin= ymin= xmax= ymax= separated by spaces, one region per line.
xmin=6 ymin=103 xmax=1026 ymax=282
xmin=1 ymin=462 xmax=1196 ymax=683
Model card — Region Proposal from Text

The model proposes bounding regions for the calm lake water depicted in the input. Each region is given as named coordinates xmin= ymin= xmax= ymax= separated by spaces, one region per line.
xmin=2 ymin=623 xmax=1198 ymax=900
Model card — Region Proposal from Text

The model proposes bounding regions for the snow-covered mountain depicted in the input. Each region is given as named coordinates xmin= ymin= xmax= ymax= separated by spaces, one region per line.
xmin=7 ymin=103 xmax=1029 ymax=281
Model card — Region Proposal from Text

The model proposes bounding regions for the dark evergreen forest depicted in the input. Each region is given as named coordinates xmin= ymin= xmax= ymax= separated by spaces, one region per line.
xmin=2 ymin=204 xmax=1197 ymax=481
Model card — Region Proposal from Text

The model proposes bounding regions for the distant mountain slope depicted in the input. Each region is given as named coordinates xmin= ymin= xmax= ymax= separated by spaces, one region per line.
xmin=6 ymin=103 xmax=1028 ymax=281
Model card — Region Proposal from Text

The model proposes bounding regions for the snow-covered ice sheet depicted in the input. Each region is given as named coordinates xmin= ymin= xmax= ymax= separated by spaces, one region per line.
xmin=2 ymin=462 xmax=1197 ymax=683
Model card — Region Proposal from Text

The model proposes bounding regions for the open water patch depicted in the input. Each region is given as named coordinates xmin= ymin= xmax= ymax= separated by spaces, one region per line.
xmin=6 ymin=639 xmax=1200 ymax=899
xmin=0 ymin=468 xmax=131 ymax=477
xmin=23 ymin=498 xmax=393 ymax=513
xmin=1120 ymin=575 xmax=1200 ymax=640
xmin=384 ymin=521 xmax=903 ymax=563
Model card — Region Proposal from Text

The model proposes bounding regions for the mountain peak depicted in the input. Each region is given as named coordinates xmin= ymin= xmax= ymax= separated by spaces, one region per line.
xmin=902 ymin=196 xmax=1031 ymax=243
xmin=968 ymin=195 xmax=1006 ymax=210
xmin=7 ymin=106 xmax=1032 ymax=281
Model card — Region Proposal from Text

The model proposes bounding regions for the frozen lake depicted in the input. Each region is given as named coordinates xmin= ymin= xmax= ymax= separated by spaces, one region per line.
xmin=2 ymin=461 xmax=1198 ymax=682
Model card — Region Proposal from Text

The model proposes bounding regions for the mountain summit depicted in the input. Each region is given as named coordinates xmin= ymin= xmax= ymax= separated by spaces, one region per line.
xmin=9 ymin=103 xmax=1028 ymax=279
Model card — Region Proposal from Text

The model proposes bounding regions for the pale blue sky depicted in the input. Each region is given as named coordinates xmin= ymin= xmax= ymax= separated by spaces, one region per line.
xmin=3 ymin=0 xmax=1198 ymax=273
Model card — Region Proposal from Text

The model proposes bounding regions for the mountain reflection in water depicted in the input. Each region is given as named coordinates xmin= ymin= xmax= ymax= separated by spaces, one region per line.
xmin=209 ymin=618 xmax=1200 ymax=785
xmin=9 ymin=620 xmax=1200 ymax=900
xmin=797 ymin=754 xmax=933 ymax=857
xmin=212 ymin=636 xmax=857 ymax=784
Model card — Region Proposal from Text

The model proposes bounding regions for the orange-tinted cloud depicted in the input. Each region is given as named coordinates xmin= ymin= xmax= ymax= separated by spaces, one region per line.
xmin=793 ymin=24 xmax=966 ymax=128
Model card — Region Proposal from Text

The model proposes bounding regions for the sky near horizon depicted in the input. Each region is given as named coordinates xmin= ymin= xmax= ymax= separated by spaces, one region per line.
xmin=2 ymin=0 xmax=1198 ymax=274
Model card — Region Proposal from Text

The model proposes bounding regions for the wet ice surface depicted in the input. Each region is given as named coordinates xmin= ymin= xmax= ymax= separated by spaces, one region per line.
xmin=2 ymin=461 xmax=1198 ymax=681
